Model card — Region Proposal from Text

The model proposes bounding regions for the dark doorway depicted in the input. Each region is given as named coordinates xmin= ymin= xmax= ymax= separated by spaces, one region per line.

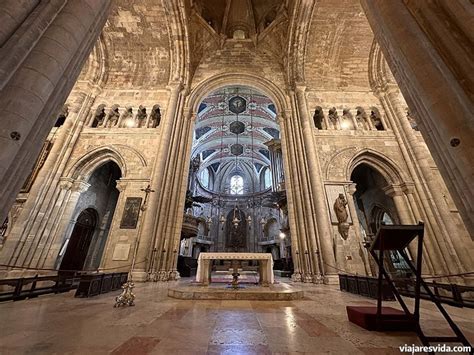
xmin=60 ymin=208 xmax=98 ymax=272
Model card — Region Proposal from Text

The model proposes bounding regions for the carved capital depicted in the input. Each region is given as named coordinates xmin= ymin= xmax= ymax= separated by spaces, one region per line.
xmin=59 ymin=177 xmax=75 ymax=191
xmin=116 ymin=180 xmax=128 ymax=192
xmin=72 ymin=181 xmax=91 ymax=193
xmin=400 ymin=182 xmax=416 ymax=195
xmin=347 ymin=183 xmax=357 ymax=196
xmin=382 ymin=184 xmax=405 ymax=197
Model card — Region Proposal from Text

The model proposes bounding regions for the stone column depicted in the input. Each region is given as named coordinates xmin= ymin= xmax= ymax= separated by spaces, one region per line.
xmin=277 ymin=115 xmax=302 ymax=281
xmin=134 ymin=83 xmax=183 ymax=280
xmin=361 ymin=0 xmax=474 ymax=236
xmin=295 ymin=85 xmax=337 ymax=283
xmin=0 ymin=0 xmax=111 ymax=226
xmin=379 ymin=86 xmax=471 ymax=274
xmin=383 ymin=184 xmax=445 ymax=275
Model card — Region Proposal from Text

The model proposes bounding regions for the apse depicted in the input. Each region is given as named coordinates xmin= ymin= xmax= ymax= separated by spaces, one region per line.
xmin=182 ymin=86 xmax=290 ymax=261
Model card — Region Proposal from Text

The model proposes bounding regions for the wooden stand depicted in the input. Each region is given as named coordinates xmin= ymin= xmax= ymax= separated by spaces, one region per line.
xmin=346 ymin=222 xmax=472 ymax=353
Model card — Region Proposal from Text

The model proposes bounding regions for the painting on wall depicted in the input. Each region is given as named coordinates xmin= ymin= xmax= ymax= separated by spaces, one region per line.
xmin=324 ymin=184 xmax=352 ymax=224
xmin=119 ymin=197 xmax=142 ymax=229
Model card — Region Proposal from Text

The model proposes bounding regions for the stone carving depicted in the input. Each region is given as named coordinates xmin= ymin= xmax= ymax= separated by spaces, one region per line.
xmin=150 ymin=104 xmax=161 ymax=128
xmin=92 ymin=104 xmax=106 ymax=127
xmin=355 ymin=108 xmax=369 ymax=130
xmin=328 ymin=107 xmax=339 ymax=129
xmin=106 ymin=105 xmax=120 ymax=127
xmin=370 ymin=110 xmax=384 ymax=130
xmin=313 ymin=108 xmax=323 ymax=129
xmin=136 ymin=105 xmax=147 ymax=127
xmin=341 ymin=109 xmax=353 ymax=130
xmin=120 ymin=106 xmax=134 ymax=127
xmin=334 ymin=193 xmax=350 ymax=239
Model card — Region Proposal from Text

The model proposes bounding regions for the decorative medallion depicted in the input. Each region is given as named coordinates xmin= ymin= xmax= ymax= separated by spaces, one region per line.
xmin=229 ymin=96 xmax=247 ymax=114
xmin=229 ymin=121 xmax=245 ymax=135
xmin=231 ymin=144 xmax=244 ymax=156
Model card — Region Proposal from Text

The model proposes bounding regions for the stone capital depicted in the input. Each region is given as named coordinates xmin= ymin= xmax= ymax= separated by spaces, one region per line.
xmin=116 ymin=180 xmax=129 ymax=192
xmin=58 ymin=177 xmax=75 ymax=191
xmin=347 ymin=183 xmax=357 ymax=196
xmin=400 ymin=182 xmax=416 ymax=195
xmin=382 ymin=184 xmax=405 ymax=197
xmin=71 ymin=181 xmax=91 ymax=193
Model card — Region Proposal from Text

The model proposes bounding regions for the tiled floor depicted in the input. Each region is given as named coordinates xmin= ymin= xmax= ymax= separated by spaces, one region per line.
xmin=0 ymin=278 xmax=473 ymax=354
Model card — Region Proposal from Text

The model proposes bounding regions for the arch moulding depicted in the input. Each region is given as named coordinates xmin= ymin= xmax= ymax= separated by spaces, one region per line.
xmin=187 ymin=73 xmax=290 ymax=117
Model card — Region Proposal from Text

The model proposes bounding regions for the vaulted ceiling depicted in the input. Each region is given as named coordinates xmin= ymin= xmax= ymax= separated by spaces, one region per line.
xmin=191 ymin=0 xmax=285 ymax=39
xmin=192 ymin=86 xmax=279 ymax=183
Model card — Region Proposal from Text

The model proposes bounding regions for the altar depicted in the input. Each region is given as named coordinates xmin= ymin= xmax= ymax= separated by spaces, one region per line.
xmin=195 ymin=252 xmax=274 ymax=286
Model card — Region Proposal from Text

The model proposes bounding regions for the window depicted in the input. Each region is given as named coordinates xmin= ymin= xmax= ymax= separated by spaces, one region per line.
xmin=230 ymin=175 xmax=244 ymax=195
xmin=264 ymin=168 xmax=272 ymax=189
xmin=200 ymin=168 xmax=210 ymax=188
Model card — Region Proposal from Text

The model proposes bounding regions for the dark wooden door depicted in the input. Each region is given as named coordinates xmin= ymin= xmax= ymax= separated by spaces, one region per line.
xmin=60 ymin=208 xmax=98 ymax=272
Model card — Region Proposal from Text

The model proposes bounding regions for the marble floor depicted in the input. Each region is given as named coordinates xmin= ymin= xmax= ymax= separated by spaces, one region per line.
xmin=0 ymin=277 xmax=473 ymax=354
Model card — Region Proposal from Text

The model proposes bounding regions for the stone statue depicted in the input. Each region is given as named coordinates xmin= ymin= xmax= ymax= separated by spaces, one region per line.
xmin=136 ymin=105 xmax=147 ymax=128
xmin=334 ymin=193 xmax=350 ymax=239
xmin=313 ymin=108 xmax=323 ymax=129
xmin=106 ymin=105 xmax=120 ymax=127
xmin=355 ymin=108 xmax=368 ymax=130
xmin=92 ymin=104 xmax=106 ymax=127
xmin=370 ymin=110 xmax=384 ymax=130
xmin=328 ymin=107 xmax=339 ymax=129
xmin=120 ymin=106 xmax=134 ymax=127
xmin=150 ymin=104 xmax=161 ymax=128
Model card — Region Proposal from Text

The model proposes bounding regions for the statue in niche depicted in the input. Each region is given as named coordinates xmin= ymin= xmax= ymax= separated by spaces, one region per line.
xmin=328 ymin=107 xmax=339 ymax=129
xmin=106 ymin=105 xmax=120 ymax=127
xmin=355 ymin=108 xmax=368 ymax=130
xmin=334 ymin=193 xmax=350 ymax=240
xmin=370 ymin=110 xmax=384 ymax=130
xmin=313 ymin=108 xmax=323 ymax=129
xmin=136 ymin=105 xmax=147 ymax=128
xmin=120 ymin=106 xmax=134 ymax=127
xmin=150 ymin=104 xmax=161 ymax=128
xmin=92 ymin=104 xmax=106 ymax=127
xmin=342 ymin=109 xmax=353 ymax=130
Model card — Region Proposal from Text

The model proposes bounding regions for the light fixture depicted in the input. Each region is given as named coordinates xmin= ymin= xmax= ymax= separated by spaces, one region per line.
xmin=279 ymin=232 xmax=286 ymax=239
xmin=232 ymin=206 xmax=241 ymax=228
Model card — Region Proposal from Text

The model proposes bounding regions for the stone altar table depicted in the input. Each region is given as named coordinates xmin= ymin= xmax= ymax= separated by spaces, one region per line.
xmin=196 ymin=252 xmax=274 ymax=286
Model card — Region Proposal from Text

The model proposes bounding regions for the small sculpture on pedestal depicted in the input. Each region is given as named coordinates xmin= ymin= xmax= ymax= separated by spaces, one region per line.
xmin=334 ymin=193 xmax=350 ymax=240
xmin=114 ymin=281 xmax=135 ymax=307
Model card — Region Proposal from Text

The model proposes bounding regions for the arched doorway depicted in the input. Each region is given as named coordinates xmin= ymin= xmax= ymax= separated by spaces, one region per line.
xmin=58 ymin=161 xmax=122 ymax=271
xmin=60 ymin=208 xmax=98 ymax=272
xmin=350 ymin=163 xmax=410 ymax=276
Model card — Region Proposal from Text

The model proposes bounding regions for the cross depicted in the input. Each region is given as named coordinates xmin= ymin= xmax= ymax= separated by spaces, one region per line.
xmin=140 ymin=184 xmax=155 ymax=211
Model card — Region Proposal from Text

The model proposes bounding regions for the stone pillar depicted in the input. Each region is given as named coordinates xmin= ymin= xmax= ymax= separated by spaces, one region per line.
xmin=383 ymin=184 xmax=446 ymax=275
xmin=277 ymin=115 xmax=302 ymax=281
xmin=295 ymin=85 xmax=337 ymax=283
xmin=134 ymin=83 xmax=183 ymax=280
xmin=379 ymin=86 xmax=472 ymax=274
xmin=0 ymin=0 xmax=111 ymax=227
xmin=361 ymin=0 xmax=474 ymax=236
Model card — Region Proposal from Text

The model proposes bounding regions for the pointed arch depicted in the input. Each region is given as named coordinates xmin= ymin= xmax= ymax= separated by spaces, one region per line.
xmin=347 ymin=149 xmax=407 ymax=185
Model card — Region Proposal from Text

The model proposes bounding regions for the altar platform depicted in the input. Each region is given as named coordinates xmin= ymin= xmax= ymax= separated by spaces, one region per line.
xmin=168 ymin=276 xmax=303 ymax=300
